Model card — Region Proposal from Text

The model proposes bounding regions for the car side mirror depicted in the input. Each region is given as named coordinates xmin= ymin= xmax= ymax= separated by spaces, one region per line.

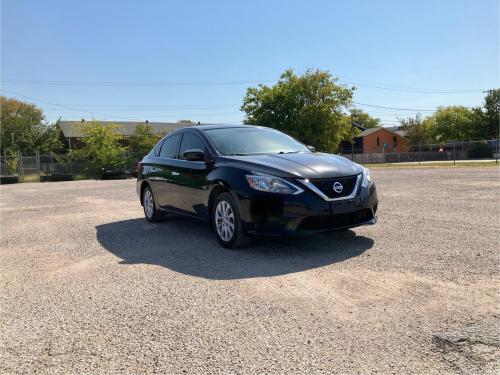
xmin=308 ymin=145 xmax=317 ymax=152
xmin=183 ymin=149 xmax=206 ymax=162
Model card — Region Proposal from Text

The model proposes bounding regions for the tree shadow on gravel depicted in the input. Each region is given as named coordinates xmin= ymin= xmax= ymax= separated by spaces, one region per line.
xmin=96 ymin=217 xmax=374 ymax=280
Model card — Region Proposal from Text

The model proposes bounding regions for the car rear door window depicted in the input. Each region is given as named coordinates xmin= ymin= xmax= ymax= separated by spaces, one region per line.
xmin=159 ymin=134 xmax=181 ymax=159
xmin=179 ymin=133 xmax=206 ymax=160
xmin=153 ymin=139 xmax=165 ymax=157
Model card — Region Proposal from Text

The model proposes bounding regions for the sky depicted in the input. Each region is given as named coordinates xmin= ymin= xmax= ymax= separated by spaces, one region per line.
xmin=1 ymin=0 xmax=498 ymax=126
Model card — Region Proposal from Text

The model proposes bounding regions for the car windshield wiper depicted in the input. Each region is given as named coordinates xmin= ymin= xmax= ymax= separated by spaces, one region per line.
xmin=226 ymin=153 xmax=250 ymax=156
xmin=277 ymin=151 xmax=302 ymax=154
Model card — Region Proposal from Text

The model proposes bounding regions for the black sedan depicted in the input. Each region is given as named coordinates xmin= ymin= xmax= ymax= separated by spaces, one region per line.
xmin=137 ymin=124 xmax=378 ymax=248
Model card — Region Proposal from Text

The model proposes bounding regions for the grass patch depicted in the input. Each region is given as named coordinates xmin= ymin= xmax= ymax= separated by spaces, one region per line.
xmin=73 ymin=173 xmax=94 ymax=181
xmin=19 ymin=175 xmax=40 ymax=183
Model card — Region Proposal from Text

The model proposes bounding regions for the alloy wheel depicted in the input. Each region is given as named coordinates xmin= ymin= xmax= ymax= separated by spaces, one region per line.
xmin=144 ymin=189 xmax=154 ymax=219
xmin=215 ymin=200 xmax=235 ymax=242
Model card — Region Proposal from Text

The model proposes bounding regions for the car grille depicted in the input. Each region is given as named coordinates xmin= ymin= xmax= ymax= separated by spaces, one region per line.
xmin=297 ymin=209 xmax=374 ymax=231
xmin=309 ymin=174 xmax=360 ymax=199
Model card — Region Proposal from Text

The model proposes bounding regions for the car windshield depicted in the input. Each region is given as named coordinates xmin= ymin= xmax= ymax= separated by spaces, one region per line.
xmin=203 ymin=127 xmax=310 ymax=156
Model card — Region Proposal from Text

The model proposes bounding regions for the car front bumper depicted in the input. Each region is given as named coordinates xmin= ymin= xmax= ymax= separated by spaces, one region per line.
xmin=233 ymin=182 xmax=378 ymax=236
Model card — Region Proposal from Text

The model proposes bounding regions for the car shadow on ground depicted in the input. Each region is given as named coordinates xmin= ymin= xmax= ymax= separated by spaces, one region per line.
xmin=95 ymin=217 xmax=374 ymax=280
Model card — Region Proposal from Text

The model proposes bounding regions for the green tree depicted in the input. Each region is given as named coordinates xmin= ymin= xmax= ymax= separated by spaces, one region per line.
xmin=469 ymin=107 xmax=488 ymax=140
xmin=427 ymin=106 xmax=475 ymax=142
xmin=128 ymin=123 xmax=161 ymax=157
xmin=71 ymin=121 xmax=129 ymax=177
xmin=241 ymin=69 xmax=355 ymax=152
xmin=398 ymin=114 xmax=432 ymax=145
xmin=0 ymin=96 xmax=62 ymax=155
xmin=482 ymin=89 xmax=499 ymax=139
xmin=350 ymin=108 xmax=380 ymax=129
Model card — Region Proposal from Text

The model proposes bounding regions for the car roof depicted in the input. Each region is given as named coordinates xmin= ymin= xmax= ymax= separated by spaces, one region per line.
xmin=194 ymin=124 xmax=262 ymax=131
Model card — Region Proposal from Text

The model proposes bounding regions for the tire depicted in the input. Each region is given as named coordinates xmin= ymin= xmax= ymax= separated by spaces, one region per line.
xmin=212 ymin=192 xmax=251 ymax=248
xmin=142 ymin=185 xmax=164 ymax=222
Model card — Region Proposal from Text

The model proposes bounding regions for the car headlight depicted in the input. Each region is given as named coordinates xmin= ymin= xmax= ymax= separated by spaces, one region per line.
xmin=245 ymin=173 xmax=304 ymax=195
xmin=362 ymin=167 xmax=372 ymax=187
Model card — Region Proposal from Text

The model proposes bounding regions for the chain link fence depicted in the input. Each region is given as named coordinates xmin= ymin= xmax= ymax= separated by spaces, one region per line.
xmin=0 ymin=152 xmax=143 ymax=183
xmin=340 ymin=139 xmax=499 ymax=165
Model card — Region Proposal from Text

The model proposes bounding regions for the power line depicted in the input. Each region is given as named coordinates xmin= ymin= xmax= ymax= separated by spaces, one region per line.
xmin=0 ymin=89 xmax=244 ymax=121
xmin=45 ymin=110 xmax=243 ymax=116
xmin=338 ymin=76 xmax=485 ymax=93
xmin=352 ymin=101 xmax=437 ymax=112
xmin=1 ymin=76 xmax=486 ymax=93
xmin=1 ymin=78 xmax=274 ymax=87
xmin=41 ymin=105 xmax=241 ymax=112
xmin=0 ymin=89 xmax=453 ymax=123
xmin=41 ymin=102 xmax=426 ymax=117
xmin=41 ymin=103 xmax=240 ymax=109
xmin=1 ymin=89 xmax=145 ymax=121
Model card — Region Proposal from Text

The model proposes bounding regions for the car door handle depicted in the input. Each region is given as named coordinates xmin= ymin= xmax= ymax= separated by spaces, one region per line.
xmin=171 ymin=171 xmax=180 ymax=176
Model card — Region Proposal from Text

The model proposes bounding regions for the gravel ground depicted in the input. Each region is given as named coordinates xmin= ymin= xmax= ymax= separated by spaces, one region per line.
xmin=0 ymin=167 xmax=498 ymax=374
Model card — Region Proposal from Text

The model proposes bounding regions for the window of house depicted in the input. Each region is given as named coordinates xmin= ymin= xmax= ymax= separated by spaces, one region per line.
xmin=393 ymin=136 xmax=397 ymax=147
xmin=376 ymin=137 xmax=380 ymax=147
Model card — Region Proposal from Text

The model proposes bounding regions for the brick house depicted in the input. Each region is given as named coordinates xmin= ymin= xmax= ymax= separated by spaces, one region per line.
xmin=340 ymin=127 xmax=409 ymax=154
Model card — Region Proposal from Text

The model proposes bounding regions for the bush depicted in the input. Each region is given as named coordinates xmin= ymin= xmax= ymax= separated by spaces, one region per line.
xmin=0 ymin=175 xmax=19 ymax=184
xmin=468 ymin=143 xmax=493 ymax=158
xmin=100 ymin=169 xmax=130 ymax=180
xmin=71 ymin=121 xmax=129 ymax=178
xmin=40 ymin=174 xmax=74 ymax=182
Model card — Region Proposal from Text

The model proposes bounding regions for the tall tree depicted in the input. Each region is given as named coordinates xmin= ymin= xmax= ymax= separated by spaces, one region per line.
xmin=482 ymin=89 xmax=500 ymax=139
xmin=398 ymin=114 xmax=432 ymax=145
xmin=0 ymin=96 xmax=62 ymax=155
xmin=241 ymin=69 xmax=355 ymax=152
xmin=426 ymin=106 xmax=475 ymax=142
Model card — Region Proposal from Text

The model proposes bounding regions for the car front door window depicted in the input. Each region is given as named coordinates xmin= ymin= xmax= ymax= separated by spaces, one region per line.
xmin=179 ymin=133 xmax=207 ymax=160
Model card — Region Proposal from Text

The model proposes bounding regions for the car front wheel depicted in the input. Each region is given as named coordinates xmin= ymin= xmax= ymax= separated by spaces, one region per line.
xmin=213 ymin=192 xmax=251 ymax=248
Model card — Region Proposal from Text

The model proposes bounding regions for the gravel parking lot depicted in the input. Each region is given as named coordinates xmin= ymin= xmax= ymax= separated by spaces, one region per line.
xmin=1 ymin=167 xmax=498 ymax=374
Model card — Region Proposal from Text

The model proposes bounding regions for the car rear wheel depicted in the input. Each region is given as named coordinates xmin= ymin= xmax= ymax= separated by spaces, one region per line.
xmin=142 ymin=186 xmax=164 ymax=222
xmin=213 ymin=192 xmax=251 ymax=248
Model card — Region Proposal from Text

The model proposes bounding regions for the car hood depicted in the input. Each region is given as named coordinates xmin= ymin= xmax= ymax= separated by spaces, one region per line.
xmin=223 ymin=152 xmax=363 ymax=179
